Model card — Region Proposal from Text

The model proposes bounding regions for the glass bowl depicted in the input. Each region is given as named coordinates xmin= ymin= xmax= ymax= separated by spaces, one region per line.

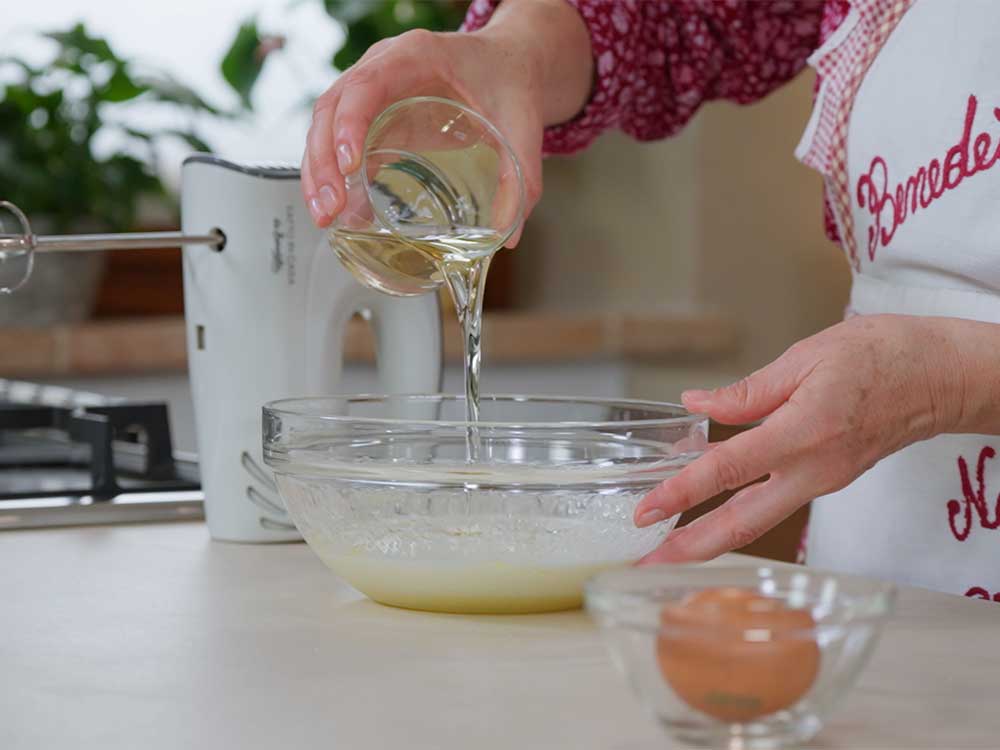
xmin=262 ymin=394 xmax=707 ymax=614
xmin=585 ymin=565 xmax=895 ymax=748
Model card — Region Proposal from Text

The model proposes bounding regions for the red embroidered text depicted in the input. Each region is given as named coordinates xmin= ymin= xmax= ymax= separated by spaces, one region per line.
xmin=965 ymin=586 xmax=1000 ymax=602
xmin=856 ymin=95 xmax=1000 ymax=261
xmin=947 ymin=446 xmax=1000 ymax=542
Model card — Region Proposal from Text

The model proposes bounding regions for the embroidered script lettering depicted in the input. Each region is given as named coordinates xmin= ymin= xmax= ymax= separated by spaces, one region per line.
xmin=947 ymin=446 xmax=1000 ymax=542
xmin=856 ymin=95 xmax=1000 ymax=261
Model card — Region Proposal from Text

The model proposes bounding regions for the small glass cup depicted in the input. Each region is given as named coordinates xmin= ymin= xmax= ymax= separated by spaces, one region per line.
xmin=328 ymin=96 xmax=526 ymax=297
xmin=586 ymin=565 xmax=896 ymax=749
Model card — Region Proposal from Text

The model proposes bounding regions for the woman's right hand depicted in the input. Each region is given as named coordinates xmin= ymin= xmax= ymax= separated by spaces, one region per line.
xmin=301 ymin=0 xmax=593 ymax=245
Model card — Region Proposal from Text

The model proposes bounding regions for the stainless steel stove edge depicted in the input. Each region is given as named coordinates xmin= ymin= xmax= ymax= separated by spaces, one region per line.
xmin=0 ymin=491 xmax=204 ymax=531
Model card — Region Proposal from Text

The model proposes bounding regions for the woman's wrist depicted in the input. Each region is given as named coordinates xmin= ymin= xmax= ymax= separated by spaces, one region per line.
xmin=920 ymin=317 xmax=1000 ymax=436
xmin=472 ymin=0 xmax=593 ymax=126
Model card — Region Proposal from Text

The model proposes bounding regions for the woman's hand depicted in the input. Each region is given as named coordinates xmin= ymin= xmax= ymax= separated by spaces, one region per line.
xmin=301 ymin=0 xmax=593 ymax=241
xmin=635 ymin=314 xmax=976 ymax=563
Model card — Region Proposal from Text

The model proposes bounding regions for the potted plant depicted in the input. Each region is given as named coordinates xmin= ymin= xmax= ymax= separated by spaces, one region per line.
xmin=0 ymin=23 xmax=218 ymax=326
xmin=220 ymin=0 xmax=468 ymax=106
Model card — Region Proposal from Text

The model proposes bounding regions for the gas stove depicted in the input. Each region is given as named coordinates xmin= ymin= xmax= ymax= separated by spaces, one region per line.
xmin=0 ymin=379 xmax=203 ymax=530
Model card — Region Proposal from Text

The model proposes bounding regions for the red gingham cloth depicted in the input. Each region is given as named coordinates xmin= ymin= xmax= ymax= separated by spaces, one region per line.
xmin=797 ymin=0 xmax=915 ymax=269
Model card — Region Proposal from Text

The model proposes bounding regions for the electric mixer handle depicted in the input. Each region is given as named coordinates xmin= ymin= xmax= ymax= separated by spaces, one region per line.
xmin=303 ymin=234 xmax=444 ymax=407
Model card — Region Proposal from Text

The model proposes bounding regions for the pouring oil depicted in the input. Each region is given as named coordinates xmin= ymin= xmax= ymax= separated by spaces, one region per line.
xmin=329 ymin=223 xmax=503 ymax=459
xmin=327 ymin=138 xmax=512 ymax=457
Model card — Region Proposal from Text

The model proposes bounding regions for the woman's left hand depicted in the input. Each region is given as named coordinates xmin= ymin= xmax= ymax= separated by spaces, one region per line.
xmin=635 ymin=313 xmax=971 ymax=563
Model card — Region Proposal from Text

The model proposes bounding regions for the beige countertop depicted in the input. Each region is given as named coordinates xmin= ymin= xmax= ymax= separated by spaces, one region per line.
xmin=0 ymin=311 xmax=736 ymax=378
xmin=3 ymin=522 xmax=997 ymax=750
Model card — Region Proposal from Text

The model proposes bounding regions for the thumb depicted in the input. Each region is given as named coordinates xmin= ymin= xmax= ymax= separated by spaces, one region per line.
xmin=681 ymin=357 xmax=802 ymax=425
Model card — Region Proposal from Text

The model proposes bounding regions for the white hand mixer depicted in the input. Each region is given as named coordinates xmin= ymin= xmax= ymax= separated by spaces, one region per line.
xmin=0 ymin=154 xmax=443 ymax=542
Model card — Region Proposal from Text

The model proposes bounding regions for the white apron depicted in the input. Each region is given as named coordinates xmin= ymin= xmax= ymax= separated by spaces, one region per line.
xmin=800 ymin=0 xmax=1000 ymax=599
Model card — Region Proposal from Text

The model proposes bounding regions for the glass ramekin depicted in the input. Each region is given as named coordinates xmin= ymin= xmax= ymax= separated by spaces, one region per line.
xmin=586 ymin=564 xmax=896 ymax=748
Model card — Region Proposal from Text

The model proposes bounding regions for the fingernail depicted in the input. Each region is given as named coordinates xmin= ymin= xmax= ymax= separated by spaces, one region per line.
xmin=308 ymin=196 xmax=325 ymax=222
xmin=337 ymin=142 xmax=354 ymax=173
xmin=636 ymin=508 xmax=668 ymax=528
xmin=319 ymin=184 xmax=339 ymax=215
xmin=682 ymin=389 xmax=711 ymax=402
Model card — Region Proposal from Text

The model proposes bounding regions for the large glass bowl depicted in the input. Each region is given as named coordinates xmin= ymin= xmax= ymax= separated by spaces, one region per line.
xmin=262 ymin=394 xmax=707 ymax=614
xmin=585 ymin=565 xmax=895 ymax=748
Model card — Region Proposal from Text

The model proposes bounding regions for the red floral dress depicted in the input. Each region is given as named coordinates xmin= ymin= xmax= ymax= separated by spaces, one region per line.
xmin=463 ymin=0 xmax=849 ymax=239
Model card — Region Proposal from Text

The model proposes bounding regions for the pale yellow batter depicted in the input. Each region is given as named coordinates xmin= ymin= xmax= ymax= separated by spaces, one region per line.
xmin=285 ymin=492 xmax=673 ymax=614
xmin=321 ymin=553 xmax=628 ymax=614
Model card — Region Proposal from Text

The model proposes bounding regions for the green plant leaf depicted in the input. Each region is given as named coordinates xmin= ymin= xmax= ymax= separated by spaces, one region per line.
xmin=0 ymin=22 xmax=218 ymax=233
xmin=322 ymin=0 xmax=374 ymax=24
xmin=221 ymin=20 xmax=264 ymax=110
xmin=45 ymin=23 xmax=121 ymax=70
xmin=329 ymin=1 xmax=470 ymax=71
xmin=331 ymin=16 xmax=381 ymax=71
xmin=2 ymin=84 xmax=39 ymax=113
xmin=101 ymin=66 xmax=149 ymax=102
xmin=119 ymin=126 xmax=152 ymax=140
xmin=45 ymin=23 xmax=116 ymax=60
xmin=0 ymin=56 xmax=42 ymax=78
xmin=442 ymin=1 xmax=470 ymax=28
xmin=163 ymin=129 xmax=213 ymax=153
xmin=139 ymin=73 xmax=227 ymax=116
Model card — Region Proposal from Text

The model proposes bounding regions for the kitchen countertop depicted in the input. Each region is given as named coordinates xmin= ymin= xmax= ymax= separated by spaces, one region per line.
xmin=0 ymin=310 xmax=736 ymax=378
xmin=3 ymin=523 xmax=998 ymax=749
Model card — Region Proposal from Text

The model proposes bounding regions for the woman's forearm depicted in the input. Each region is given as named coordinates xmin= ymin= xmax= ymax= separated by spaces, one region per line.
xmin=470 ymin=0 xmax=593 ymax=126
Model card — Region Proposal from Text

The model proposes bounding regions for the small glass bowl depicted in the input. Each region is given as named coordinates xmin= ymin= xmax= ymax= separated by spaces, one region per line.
xmin=262 ymin=394 xmax=707 ymax=614
xmin=585 ymin=565 xmax=895 ymax=749
xmin=329 ymin=96 xmax=525 ymax=297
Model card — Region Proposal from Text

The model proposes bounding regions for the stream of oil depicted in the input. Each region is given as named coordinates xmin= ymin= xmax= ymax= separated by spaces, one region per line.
xmin=330 ymin=225 xmax=503 ymax=460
